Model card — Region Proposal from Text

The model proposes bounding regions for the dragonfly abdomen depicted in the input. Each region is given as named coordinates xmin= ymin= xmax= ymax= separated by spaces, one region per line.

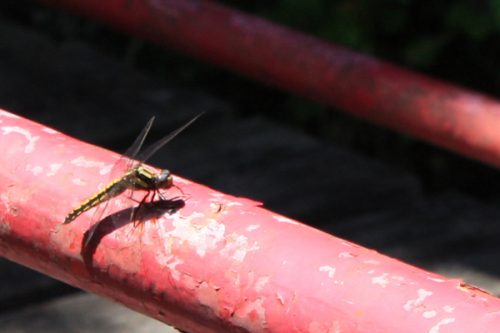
xmin=63 ymin=179 xmax=128 ymax=224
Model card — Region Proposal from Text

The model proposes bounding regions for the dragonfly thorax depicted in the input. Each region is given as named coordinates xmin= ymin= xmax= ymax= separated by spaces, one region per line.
xmin=131 ymin=165 xmax=173 ymax=191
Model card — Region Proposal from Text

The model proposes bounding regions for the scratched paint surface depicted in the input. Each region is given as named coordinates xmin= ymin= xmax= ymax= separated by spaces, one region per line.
xmin=0 ymin=109 xmax=499 ymax=332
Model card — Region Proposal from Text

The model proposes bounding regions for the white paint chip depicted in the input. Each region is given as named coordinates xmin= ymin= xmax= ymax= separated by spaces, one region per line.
xmin=272 ymin=215 xmax=299 ymax=225
xmin=247 ymin=224 xmax=260 ymax=231
xmin=169 ymin=213 xmax=225 ymax=257
xmin=372 ymin=273 xmax=389 ymax=288
xmin=42 ymin=127 xmax=58 ymax=134
xmin=429 ymin=318 xmax=455 ymax=333
xmin=47 ymin=163 xmax=62 ymax=176
xmin=427 ymin=277 xmax=445 ymax=283
xmin=1 ymin=126 xmax=39 ymax=153
xmin=254 ymin=276 xmax=270 ymax=292
xmin=25 ymin=164 xmax=43 ymax=176
xmin=319 ymin=265 xmax=336 ymax=278
xmin=220 ymin=233 xmax=260 ymax=262
xmin=99 ymin=163 xmax=114 ymax=176
xmin=423 ymin=310 xmax=437 ymax=319
xmin=404 ymin=289 xmax=433 ymax=311
xmin=442 ymin=305 xmax=454 ymax=313
xmin=71 ymin=156 xmax=109 ymax=169
xmin=0 ymin=110 xmax=19 ymax=118
xmin=338 ymin=251 xmax=355 ymax=258
xmin=72 ymin=178 xmax=86 ymax=186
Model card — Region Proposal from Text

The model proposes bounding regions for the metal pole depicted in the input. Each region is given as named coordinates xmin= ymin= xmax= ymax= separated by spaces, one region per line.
xmin=0 ymin=109 xmax=499 ymax=332
xmin=35 ymin=0 xmax=500 ymax=168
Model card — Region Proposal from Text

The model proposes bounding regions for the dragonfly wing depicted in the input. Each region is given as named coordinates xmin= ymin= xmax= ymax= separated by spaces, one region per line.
xmin=124 ymin=116 xmax=155 ymax=159
xmin=136 ymin=113 xmax=203 ymax=163
xmin=88 ymin=117 xmax=155 ymax=226
xmin=106 ymin=116 xmax=156 ymax=183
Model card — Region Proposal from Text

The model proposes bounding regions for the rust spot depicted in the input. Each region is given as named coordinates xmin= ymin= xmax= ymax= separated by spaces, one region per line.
xmin=8 ymin=205 xmax=19 ymax=216
xmin=215 ymin=203 xmax=225 ymax=214
xmin=0 ymin=220 xmax=11 ymax=235
xmin=458 ymin=282 xmax=494 ymax=296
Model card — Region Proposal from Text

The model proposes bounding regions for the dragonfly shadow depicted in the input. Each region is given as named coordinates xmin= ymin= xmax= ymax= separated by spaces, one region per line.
xmin=81 ymin=198 xmax=185 ymax=270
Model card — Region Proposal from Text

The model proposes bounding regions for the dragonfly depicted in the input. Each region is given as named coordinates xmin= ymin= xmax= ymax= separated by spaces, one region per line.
xmin=63 ymin=114 xmax=201 ymax=226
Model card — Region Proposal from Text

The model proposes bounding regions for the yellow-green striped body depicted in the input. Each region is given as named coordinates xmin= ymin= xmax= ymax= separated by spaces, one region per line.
xmin=63 ymin=165 xmax=173 ymax=224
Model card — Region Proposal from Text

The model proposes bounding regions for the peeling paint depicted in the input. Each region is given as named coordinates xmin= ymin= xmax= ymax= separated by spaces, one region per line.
xmin=429 ymin=318 xmax=455 ymax=333
xmin=0 ymin=110 xmax=19 ymax=118
xmin=72 ymin=178 xmax=86 ymax=186
xmin=25 ymin=164 xmax=43 ymax=176
xmin=208 ymin=195 xmax=243 ymax=209
xmin=0 ymin=193 xmax=12 ymax=215
xmin=1 ymin=126 xmax=39 ymax=153
xmin=340 ymin=241 xmax=357 ymax=248
xmin=221 ymin=233 xmax=260 ymax=262
xmin=41 ymin=127 xmax=58 ymax=134
xmin=442 ymin=305 xmax=454 ymax=313
xmin=71 ymin=156 xmax=113 ymax=171
xmin=458 ymin=282 xmax=493 ymax=296
xmin=404 ymin=289 xmax=433 ymax=312
xmin=230 ymin=298 xmax=267 ymax=333
xmin=209 ymin=202 xmax=223 ymax=213
xmin=246 ymin=224 xmax=260 ymax=231
xmin=338 ymin=251 xmax=355 ymax=258
xmin=254 ymin=276 xmax=270 ymax=292
xmin=427 ymin=277 xmax=445 ymax=283
xmin=46 ymin=163 xmax=62 ymax=176
xmin=423 ymin=310 xmax=437 ymax=318
xmin=195 ymin=281 xmax=220 ymax=310
xmin=99 ymin=163 xmax=114 ymax=176
xmin=226 ymin=201 xmax=243 ymax=207
xmin=272 ymin=215 xmax=299 ymax=225
xmin=308 ymin=320 xmax=341 ymax=333
xmin=276 ymin=292 xmax=285 ymax=305
xmin=372 ymin=273 xmax=389 ymax=288
xmin=0 ymin=220 xmax=11 ymax=235
xmin=319 ymin=265 xmax=336 ymax=278
xmin=169 ymin=212 xmax=225 ymax=257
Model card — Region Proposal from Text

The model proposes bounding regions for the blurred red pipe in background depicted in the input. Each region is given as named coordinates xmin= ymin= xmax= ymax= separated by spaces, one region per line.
xmin=36 ymin=0 xmax=500 ymax=168
xmin=1 ymin=111 xmax=500 ymax=332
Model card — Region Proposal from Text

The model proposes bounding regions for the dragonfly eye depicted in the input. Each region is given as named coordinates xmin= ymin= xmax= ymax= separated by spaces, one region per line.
xmin=157 ymin=169 xmax=173 ymax=189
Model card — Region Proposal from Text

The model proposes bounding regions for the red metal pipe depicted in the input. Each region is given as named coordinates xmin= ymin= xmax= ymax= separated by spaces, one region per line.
xmin=1 ymin=110 xmax=500 ymax=331
xmin=35 ymin=0 xmax=500 ymax=168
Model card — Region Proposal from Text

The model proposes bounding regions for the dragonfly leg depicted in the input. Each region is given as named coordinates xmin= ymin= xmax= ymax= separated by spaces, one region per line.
xmin=132 ymin=191 xmax=151 ymax=225
xmin=173 ymin=184 xmax=185 ymax=196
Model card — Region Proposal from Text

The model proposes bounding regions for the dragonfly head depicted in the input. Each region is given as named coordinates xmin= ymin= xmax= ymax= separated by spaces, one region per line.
xmin=156 ymin=169 xmax=173 ymax=189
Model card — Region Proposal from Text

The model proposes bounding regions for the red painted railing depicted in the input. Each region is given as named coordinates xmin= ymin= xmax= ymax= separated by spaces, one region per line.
xmin=1 ymin=111 xmax=499 ymax=332
xmin=36 ymin=0 xmax=500 ymax=168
